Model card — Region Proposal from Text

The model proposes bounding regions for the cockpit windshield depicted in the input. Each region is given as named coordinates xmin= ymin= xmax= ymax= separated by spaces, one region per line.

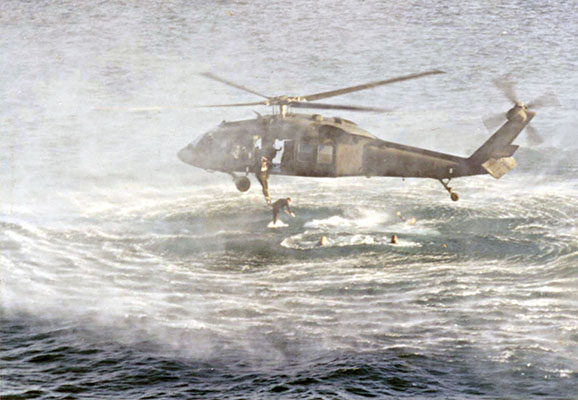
xmin=192 ymin=129 xmax=220 ymax=149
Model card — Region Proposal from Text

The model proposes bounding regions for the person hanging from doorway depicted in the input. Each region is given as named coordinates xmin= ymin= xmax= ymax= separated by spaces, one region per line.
xmin=271 ymin=197 xmax=295 ymax=224
xmin=255 ymin=156 xmax=271 ymax=204
xmin=264 ymin=143 xmax=281 ymax=165
xmin=262 ymin=135 xmax=281 ymax=163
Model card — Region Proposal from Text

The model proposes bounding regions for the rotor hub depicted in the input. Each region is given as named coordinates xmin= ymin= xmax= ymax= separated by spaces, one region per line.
xmin=507 ymin=104 xmax=528 ymax=123
xmin=515 ymin=101 xmax=527 ymax=109
xmin=266 ymin=96 xmax=305 ymax=106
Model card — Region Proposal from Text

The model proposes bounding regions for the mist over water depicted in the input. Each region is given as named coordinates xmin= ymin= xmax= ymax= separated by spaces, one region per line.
xmin=2 ymin=1 xmax=577 ymax=398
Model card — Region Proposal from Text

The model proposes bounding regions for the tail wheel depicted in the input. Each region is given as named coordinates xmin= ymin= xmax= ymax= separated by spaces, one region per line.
xmin=235 ymin=176 xmax=251 ymax=192
xmin=439 ymin=179 xmax=460 ymax=202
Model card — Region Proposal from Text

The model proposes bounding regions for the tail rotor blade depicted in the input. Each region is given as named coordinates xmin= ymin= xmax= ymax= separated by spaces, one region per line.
xmin=493 ymin=74 xmax=518 ymax=104
xmin=483 ymin=113 xmax=506 ymax=130
xmin=526 ymin=125 xmax=544 ymax=146
xmin=527 ymin=91 xmax=560 ymax=109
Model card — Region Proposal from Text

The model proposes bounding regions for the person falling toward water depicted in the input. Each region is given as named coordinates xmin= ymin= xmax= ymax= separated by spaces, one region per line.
xmin=255 ymin=156 xmax=271 ymax=205
xmin=255 ymin=139 xmax=281 ymax=205
xmin=271 ymin=197 xmax=295 ymax=224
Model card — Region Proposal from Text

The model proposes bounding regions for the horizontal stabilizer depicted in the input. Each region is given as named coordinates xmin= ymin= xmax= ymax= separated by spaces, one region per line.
xmin=482 ymin=157 xmax=518 ymax=179
xmin=495 ymin=144 xmax=519 ymax=158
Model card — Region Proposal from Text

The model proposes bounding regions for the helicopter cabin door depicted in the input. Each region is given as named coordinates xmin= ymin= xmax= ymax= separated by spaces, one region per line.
xmin=280 ymin=140 xmax=295 ymax=174
xmin=288 ymin=139 xmax=335 ymax=177
xmin=316 ymin=141 xmax=335 ymax=176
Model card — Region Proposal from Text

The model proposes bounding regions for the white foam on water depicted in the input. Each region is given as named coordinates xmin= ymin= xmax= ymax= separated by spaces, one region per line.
xmin=268 ymin=219 xmax=288 ymax=228
xmin=304 ymin=208 xmax=393 ymax=231
xmin=280 ymin=231 xmax=423 ymax=250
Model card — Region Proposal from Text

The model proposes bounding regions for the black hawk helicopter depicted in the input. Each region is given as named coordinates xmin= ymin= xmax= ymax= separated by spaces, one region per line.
xmin=177 ymin=71 xmax=548 ymax=203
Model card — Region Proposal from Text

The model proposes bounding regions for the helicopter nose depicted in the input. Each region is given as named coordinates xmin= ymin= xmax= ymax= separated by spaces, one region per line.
xmin=177 ymin=145 xmax=197 ymax=166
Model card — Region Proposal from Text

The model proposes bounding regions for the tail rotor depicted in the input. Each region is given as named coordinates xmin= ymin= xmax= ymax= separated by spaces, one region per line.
xmin=482 ymin=74 xmax=559 ymax=145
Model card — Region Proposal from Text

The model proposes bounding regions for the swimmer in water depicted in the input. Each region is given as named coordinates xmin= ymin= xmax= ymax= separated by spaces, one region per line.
xmin=396 ymin=211 xmax=416 ymax=225
xmin=316 ymin=235 xmax=329 ymax=247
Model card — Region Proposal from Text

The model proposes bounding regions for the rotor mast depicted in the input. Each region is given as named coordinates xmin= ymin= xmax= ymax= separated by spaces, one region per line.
xmin=267 ymin=95 xmax=304 ymax=117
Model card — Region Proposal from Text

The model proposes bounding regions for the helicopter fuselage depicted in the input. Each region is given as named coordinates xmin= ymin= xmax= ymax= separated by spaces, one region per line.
xmin=178 ymin=112 xmax=514 ymax=180
xmin=178 ymin=106 xmax=534 ymax=201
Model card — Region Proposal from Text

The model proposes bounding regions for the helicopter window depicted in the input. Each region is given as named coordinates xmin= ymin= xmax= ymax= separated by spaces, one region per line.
xmin=297 ymin=143 xmax=315 ymax=162
xmin=317 ymin=144 xmax=333 ymax=164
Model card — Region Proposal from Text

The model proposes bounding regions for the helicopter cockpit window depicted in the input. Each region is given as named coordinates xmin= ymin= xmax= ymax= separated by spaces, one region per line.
xmin=317 ymin=144 xmax=333 ymax=164
xmin=191 ymin=134 xmax=204 ymax=147
xmin=193 ymin=131 xmax=216 ymax=149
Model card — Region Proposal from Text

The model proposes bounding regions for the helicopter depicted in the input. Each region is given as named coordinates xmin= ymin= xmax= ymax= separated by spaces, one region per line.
xmin=177 ymin=71 xmax=548 ymax=203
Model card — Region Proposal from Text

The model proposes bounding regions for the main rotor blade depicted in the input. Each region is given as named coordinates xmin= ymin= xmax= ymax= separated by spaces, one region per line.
xmin=527 ymin=91 xmax=560 ymax=108
xmin=200 ymin=72 xmax=270 ymax=99
xmin=301 ymin=70 xmax=445 ymax=102
xmin=493 ymin=75 xmax=518 ymax=104
xmin=95 ymin=106 xmax=202 ymax=112
xmin=526 ymin=124 xmax=544 ymax=145
xmin=290 ymin=102 xmax=391 ymax=113
xmin=193 ymin=101 xmax=267 ymax=108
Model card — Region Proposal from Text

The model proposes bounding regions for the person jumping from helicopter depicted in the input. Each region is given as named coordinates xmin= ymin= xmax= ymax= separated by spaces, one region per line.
xmin=271 ymin=197 xmax=295 ymax=224
xmin=255 ymin=155 xmax=271 ymax=204
xmin=254 ymin=136 xmax=281 ymax=204
xmin=264 ymin=143 xmax=281 ymax=165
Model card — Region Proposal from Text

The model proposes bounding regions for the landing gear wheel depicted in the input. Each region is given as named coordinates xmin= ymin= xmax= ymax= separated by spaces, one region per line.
xmin=234 ymin=176 xmax=251 ymax=192
xmin=439 ymin=178 xmax=460 ymax=202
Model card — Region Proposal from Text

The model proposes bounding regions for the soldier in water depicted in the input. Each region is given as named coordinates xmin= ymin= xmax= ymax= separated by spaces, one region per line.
xmin=396 ymin=211 xmax=416 ymax=225
xmin=316 ymin=235 xmax=329 ymax=247
xmin=271 ymin=197 xmax=295 ymax=224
